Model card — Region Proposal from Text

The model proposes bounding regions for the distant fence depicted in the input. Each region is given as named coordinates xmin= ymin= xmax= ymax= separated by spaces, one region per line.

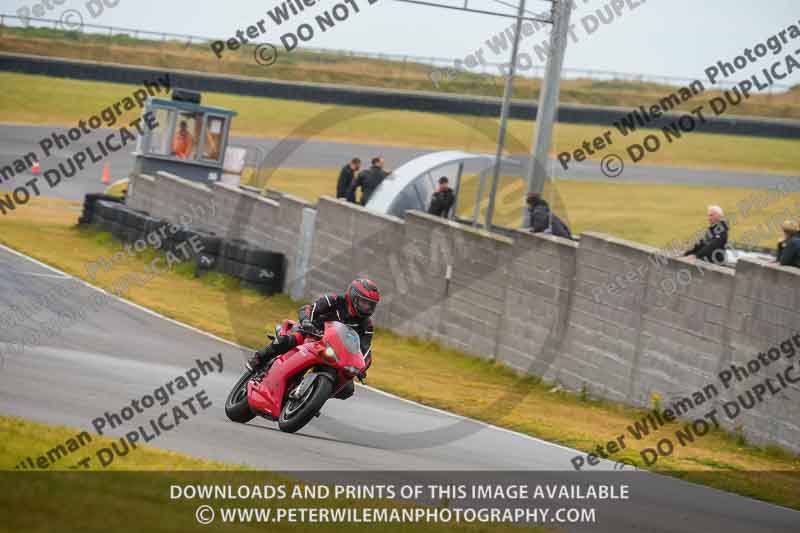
xmin=3 ymin=51 xmax=800 ymax=140
xmin=1 ymin=13 xmax=795 ymax=93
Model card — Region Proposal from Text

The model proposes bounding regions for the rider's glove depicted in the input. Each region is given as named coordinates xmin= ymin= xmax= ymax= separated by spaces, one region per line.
xmin=300 ymin=319 xmax=317 ymax=334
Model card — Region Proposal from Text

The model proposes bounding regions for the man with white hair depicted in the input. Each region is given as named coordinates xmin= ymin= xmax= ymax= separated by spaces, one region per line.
xmin=684 ymin=205 xmax=729 ymax=265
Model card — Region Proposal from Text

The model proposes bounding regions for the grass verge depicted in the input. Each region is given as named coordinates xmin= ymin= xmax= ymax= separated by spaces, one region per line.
xmin=2 ymin=72 xmax=800 ymax=175
xmin=0 ymin=416 xmax=549 ymax=533
xmin=0 ymin=198 xmax=799 ymax=510
xmin=0 ymin=415 xmax=242 ymax=471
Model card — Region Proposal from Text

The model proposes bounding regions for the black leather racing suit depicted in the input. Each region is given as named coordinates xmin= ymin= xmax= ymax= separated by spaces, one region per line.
xmin=298 ymin=293 xmax=374 ymax=366
xmin=257 ymin=293 xmax=374 ymax=399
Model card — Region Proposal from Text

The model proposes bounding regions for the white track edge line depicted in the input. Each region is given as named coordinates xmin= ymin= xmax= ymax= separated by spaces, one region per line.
xmin=8 ymin=271 xmax=71 ymax=279
xmin=0 ymin=243 xmax=244 ymax=351
xmin=0 ymin=242 xmax=609 ymax=458
xmin=358 ymin=384 xmax=584 ymax=454
xmin=6 ymin=244 xmax=798 ymax=513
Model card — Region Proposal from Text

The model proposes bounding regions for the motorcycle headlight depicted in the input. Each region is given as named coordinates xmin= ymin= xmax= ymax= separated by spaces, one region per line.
xmin=320 ymin=343 xmax=339 ymax=362
xmin=343 ymin=366 xmax=360 ymax=377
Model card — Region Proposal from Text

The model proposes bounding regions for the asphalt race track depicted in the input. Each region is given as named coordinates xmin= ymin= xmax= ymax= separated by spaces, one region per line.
xmin=1 ymin=124 xmax=798 ymax=202
xmin=0 ymin=245 xmax=798 ymax=532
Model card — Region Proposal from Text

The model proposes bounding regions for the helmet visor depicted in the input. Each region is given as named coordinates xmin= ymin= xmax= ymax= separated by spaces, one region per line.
xmin=354 ymin=296 xmax=376 ymax=316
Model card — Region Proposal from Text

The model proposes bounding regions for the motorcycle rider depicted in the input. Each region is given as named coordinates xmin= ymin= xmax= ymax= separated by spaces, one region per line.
xmin=247 ymin=279 xmax=380 ymax=396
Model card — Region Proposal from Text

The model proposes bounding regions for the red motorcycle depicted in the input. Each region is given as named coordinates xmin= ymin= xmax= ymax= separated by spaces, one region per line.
xmin=225 ymin=320 xmax=367 ymax=433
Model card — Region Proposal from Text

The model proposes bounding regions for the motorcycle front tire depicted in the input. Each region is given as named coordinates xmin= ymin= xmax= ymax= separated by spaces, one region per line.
xmin=225 ymin=370 xmax=257 ymax=423
xmin=278 ymin=376 xmax=333 ymax=433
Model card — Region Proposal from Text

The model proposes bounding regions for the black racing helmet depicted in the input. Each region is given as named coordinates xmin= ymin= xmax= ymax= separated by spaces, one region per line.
xmin=346 ymin=278 xmax=380 ymax=317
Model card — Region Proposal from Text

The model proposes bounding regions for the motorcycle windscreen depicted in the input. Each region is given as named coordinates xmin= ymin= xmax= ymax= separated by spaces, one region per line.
xmin=326 ymin=322 xmax=366 ymax=369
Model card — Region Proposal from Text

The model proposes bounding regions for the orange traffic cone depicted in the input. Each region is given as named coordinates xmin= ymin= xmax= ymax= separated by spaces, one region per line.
xmin=101 ymin=162 xmax=111 ymax=185
xmin=31 ymin=161 xmax=41 ymax=175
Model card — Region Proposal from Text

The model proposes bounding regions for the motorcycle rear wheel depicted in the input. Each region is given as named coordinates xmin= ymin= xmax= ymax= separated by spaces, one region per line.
xmin=278 ymin=376 xmax=333 ymax=433
xmin=225 ymin=370 xmax=256 ymax=423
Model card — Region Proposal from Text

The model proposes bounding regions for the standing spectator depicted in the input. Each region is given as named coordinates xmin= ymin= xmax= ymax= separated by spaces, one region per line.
xmin=775 ymin=220 xmax=800 ymax=268
xmin=684 ymin=205 xmax=729 ymax=265
xmin=526 ymin=192 xmax=572 ymax=239
xmin=336 ymin=158 xmax=361 ymax=202
xmin=353 ymin=156 xmax=390 ymax=206
xmin=428 ymin=176 xmax=455 ymax=218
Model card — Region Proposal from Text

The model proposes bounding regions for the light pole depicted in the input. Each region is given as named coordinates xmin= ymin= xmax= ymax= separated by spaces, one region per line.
xmin=484 ymin=0 xmax=527 ymax=231
xmin=526 ymin=0 xmax=573 ymax=197
xmin=392 ymin=0 xmax=570 ymax=228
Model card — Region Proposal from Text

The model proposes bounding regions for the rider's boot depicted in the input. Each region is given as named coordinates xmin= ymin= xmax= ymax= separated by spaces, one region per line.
xmin=246 ymin=344 xmax=277 ymax=371
xmin=247 ymin=334 xmax=300 ymax=371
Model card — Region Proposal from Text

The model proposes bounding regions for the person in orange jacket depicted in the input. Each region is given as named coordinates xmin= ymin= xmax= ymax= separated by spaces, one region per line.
xmin=172 ymin=120 xmax=194 ymax=159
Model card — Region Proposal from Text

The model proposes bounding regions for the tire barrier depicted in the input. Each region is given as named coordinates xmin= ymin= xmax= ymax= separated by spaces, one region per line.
xmin=78 ymin=193 xmax=122 ymax=225
xmin=219 ymin=239 xmax=286 ymax=295
xmin=81 ymin=195 xmax=285 ymax=295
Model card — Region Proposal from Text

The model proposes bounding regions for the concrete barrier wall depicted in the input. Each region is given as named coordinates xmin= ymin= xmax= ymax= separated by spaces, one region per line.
xmin=434 ymin=217 xmax=514 ymax=358
xmin=128 ymin=171 xmax=215 ymax=228
xmin=126 ymin=173 xmax=159 ymax=214
xmin=497 ymin=229 xmax=577 ymax=382
xmin=304 ymin=198 xmax=406 ymax=330
xmin=722 ymin=259 xmax=800 ymax=452
xmin=564 ymin=233 xmax=652 ymax=403
xmin=129 ymin=180 xmax=800 ymax=453
xmin=127 ymin=172 xmax=312 ymax=290
xmin=391 ymin=212 xmax=460 ymax=343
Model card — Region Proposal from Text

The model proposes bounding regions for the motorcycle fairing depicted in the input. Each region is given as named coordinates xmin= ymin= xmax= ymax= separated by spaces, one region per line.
xmin=247 ymin=342 xmax=318 ymax=418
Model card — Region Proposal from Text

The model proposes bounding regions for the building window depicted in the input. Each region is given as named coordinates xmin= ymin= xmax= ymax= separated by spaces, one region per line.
xmin=172 ymin=113 xmax=200 ymax=160
xmin=202 ymin=116 xmax=225 ymax=162
xmin=145 ymin=108 xmax=176 ymax=156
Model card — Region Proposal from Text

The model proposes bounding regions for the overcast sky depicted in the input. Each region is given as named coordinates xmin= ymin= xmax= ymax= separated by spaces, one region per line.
xmin=4 ymin=0 xmax=799 ymax=87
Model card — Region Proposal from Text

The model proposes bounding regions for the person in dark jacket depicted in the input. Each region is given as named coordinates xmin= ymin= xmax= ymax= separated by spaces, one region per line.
xmin=428 ymin=176 xmax=455 ymax=218
xmin=775 ymin=220 xmax=800 ymax=268
xmin=336 ymin=158 xmax=361 ymax=202
xmin=526 ymin=192 xmax=572 ymax=239
xmin=352 ymin=157 xmax=389 ymax=206
xmin=684 ymin=205 xmax=729 ymax=265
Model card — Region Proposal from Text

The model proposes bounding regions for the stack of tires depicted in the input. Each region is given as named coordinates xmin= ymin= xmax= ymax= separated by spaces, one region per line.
xmin=168 ymin=225 xmax=221 ymax=266
xmin=113 ymin=205 xmax=147 ymax=244
xmin=218 ymin=239 xmax=285 ymax=295
xmin=91 ymin=201 xmax=154 ymax=245
xmin=84 ymin=198 xmax=284 ymax=295
xmin=78 ymin=194 xmax=122 ymax=225
xmin=141 ymin=216 xmax=170 ymax=250
xmin=92 ymin=200 xmax=122 ymax=234
xmin=192 ymin=232 xmax=222 ymax=274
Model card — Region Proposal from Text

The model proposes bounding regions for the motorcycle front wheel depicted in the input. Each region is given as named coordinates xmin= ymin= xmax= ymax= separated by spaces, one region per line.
xmin=278 ymin=376 xmax=333 ymax=433
xmin=225 ymin=370 xmax=256 ymax=423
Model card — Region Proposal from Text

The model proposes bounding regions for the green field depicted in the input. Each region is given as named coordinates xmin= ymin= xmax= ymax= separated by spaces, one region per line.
xmin=2 ymin=26 xmax=799 ymax=119
xmin=0 ymin=416 xmax=549 ymax=533
xmin=0 ymin=197 xmax=798 ymax=511
xmin=2 ymin=72 xmax=800 ymax=175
